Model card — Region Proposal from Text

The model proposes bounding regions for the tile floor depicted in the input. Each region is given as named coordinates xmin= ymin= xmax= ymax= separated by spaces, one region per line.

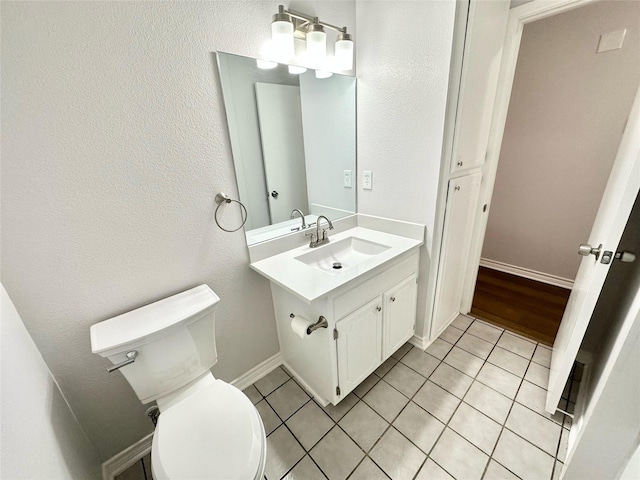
xmin=117 ymin=314 xmax=581 ymax=480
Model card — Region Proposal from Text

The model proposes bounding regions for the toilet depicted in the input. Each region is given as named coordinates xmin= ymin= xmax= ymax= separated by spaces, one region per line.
xmin=90 ymin=285 xmax=266 ymax=480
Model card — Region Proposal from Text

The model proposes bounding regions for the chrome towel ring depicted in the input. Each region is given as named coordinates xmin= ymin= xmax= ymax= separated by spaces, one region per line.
xmin=214 ymin=192 xmax=248 ymax=233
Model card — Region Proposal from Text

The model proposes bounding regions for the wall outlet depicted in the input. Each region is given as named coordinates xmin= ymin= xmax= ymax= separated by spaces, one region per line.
xmin=363 ymin=171 xmax=373 ymax=190
xmin=343 ymin=170 xmax=352 ymax=188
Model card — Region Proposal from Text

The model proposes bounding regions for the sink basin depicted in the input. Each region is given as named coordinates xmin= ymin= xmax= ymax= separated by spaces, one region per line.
xmin=296 ymin=236 xmax=391 ymax=274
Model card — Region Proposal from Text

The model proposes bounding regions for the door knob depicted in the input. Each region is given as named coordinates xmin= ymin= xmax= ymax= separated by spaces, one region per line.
xmin=578 ymin=243 xmax=602 ymax=261
xmin=271 ymin=190 xmax=279 ymax=199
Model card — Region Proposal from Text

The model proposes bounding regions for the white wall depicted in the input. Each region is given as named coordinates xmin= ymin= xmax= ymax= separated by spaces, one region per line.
xmin=0 ymin=0 xmax=355 ymax=460
xmin=355 ymin=0 xmax=456 ymax=337
xmin=482 ymin=0 xmax=640 ymax=281
xmin=1 ymin=285 xmax=102 ymax=479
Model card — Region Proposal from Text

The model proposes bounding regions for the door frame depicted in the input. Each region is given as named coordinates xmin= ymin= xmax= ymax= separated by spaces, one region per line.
xmin=459 ymin=0 xmax=599 ymax=313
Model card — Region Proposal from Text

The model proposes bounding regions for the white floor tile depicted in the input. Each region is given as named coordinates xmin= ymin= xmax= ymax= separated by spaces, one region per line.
xmin=430 ymin=362 xmax=474 ymax=398
xmin=321 ymin=393 xmax=358 ymax=422
xmin=468 ymin=321 xmax=503 ymax=344
xmin=515 ymin=380 xmax=564 ymax=425
xmin=265 ymin=425 xmax=305 ymax=480
xmin=452 ymin=314 xmax=474 ymax=331
xmin=440 ymin=325 xmax=465 ymax=344
xmin=430 ymin=428 xmax=489 ymax=480
xmin=557 ymin=427 xmax=569 ymax=462
xmin=415 ymin=459 xmax=455 ymax=480
xmin=497 ymin=333 xmax=536 ymax=359
xmin=383 ymin=361 xmax=426 ymax=398
xmin=393 ymin=401 xmax=446 ymax=454
xmin=348 ymin=457 xmax=388 ymax=480
xmin=309 ymin=426 xmax=363 ymax=480
xmin=243 ymin=384 xmax=263 ymax=404
xmin=400 ymin=347 xmax=440 ymax=378
xmin=283 ymin=456 xmax=325 ymax=480
xmin=256 ymin=399 xmax=282 ymax=436
xmin=255 ymin=367 xmax=291 ymax=396
xmin=369 ymin=427 xmax=426 ymax=480
xmin=353 ymin=373 xmax=380 ymax=398
xmin=532 ymin=344 xmax=552 ymax=367
xmin=374 ymin=356 xmax=399 ymax=377
xmin=487 ymin=347 xmax=530 ymax=378
xmin=363 ymin=379 xmax=409 ymax=422
xmin=449 ymin=402 xmax=502 ymax=455
xmin=286 ymin=401 xmax=334 ymax=450
xmin=456 ymin=332 xmax=495 ymax=359
xmin=426 ymin=338 xmax=454 ymax=360
xmin=524 ymin=362 xmax=550 ymax=389
xmin=484 ymin=459 xmax=520 ymax=480
xmin=553 ymin=460 xmax=564 ymax=480
xmin=505 ymin=403 xmax=562 ymax=456
xmin=391 ymin=342 xmax=413 ymax=360
xmin=443 ymin=346 xmax=485 ymax=377
xmin=338 ymin=401 xmax=388 ymax=451
xmin=267 ymin=379 xmax=310 ymax=421
xmin=463 ymin=381 xmax=513 ymax=424
xmin=477 ymin=363 xmax=522 ymax=399
xmin=493 ymin=429 xmax=554 ymax=480
xmin=413 ymin=381 xmax=461 ymax=424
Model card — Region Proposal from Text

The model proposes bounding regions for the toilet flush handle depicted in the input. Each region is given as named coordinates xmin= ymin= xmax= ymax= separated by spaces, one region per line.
xmin=107 ymin=350 xmax=138 ymax=373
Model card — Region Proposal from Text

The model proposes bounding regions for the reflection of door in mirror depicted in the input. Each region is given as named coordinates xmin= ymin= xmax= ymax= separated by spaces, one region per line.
xmin=255 ymin=83 xmax=308 ymax=224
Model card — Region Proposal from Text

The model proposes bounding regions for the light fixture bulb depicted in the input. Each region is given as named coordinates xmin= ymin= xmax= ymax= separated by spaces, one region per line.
xmin=315 ymin=70 xmax=333 ymax=79
xmin=271 ymin=7 xmax=294 ymax=61
xmin=306 ymin=22 xmax=326 ymax=63
xmin=288 ymin=65 xmax=307 ymax=75
xmin=335 ymin=31 xmax=354 ymax=71
xmin=256 ymin=58 xmax=278 ymax=70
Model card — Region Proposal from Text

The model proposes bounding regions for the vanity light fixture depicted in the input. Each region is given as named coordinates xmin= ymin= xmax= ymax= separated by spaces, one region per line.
xmin=288 ymin=65 xmax=307 ymax=75
xmin=270 ymin=4 xmax=354 ymax=73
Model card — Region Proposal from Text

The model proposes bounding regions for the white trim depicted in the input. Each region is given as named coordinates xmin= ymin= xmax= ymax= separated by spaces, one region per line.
xmin=230 ymin=352 xmax=283 ymax=391
xmin=479 ymin=258 xmax=574 ymax=289
xmin=408 ymin=334 xmax=429 ymax=350
xmin=102 ymin=432 xmax=153 ymax=480
xmin=102 ymin=352 xmax=283 ymax=479
xmin=282 ymin=361 xmax=330 ymax=407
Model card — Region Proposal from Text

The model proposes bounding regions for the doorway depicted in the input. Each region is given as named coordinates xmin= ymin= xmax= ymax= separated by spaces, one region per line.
xmin=468 ymin=0 xmax=640 ymax=345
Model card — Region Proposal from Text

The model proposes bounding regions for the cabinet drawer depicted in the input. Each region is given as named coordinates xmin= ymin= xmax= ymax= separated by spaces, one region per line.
xmin=333 ymin=251 xmax=419 ymax=320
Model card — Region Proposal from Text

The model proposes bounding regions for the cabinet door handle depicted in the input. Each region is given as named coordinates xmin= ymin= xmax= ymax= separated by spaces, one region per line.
xmin=376 ymin=306 xmax=382 ymax=312
xmin=390 ymin=297 xmax=396 ymax=302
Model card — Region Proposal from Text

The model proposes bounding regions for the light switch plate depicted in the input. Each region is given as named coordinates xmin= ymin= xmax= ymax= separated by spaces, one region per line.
xmin=343 ymin=170 xmax=352 ymax=188
xmin=597 ymin=29 xmax=626 ymax=53
xmin=363 ymin=171 xmax=372 ymax=190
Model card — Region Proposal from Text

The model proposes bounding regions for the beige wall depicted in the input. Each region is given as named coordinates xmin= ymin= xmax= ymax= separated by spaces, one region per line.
xmin=0 ymin=0 xmax=355 ymax=460
xmin=482 ymin=0 xmax=640 ymax=281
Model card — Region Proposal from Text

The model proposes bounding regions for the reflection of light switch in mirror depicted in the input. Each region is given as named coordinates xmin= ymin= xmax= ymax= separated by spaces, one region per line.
xmin=363 ymin=171 xmax=372 ymax=190
xmin=343 ymin=170 xmax=352 ymax=188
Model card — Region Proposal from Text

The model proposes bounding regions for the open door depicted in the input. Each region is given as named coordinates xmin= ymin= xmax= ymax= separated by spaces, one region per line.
xmin=546 ymin=86 xmax=640 ymax=413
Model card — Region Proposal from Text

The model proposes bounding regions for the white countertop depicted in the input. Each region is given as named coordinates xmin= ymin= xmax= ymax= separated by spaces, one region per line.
xmin=250 ymin=226 xmax=423 ymax=303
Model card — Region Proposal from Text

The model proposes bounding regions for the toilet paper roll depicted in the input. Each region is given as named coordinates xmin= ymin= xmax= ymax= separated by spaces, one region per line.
xmin=290 ymin=314 xmax=314 ymax=339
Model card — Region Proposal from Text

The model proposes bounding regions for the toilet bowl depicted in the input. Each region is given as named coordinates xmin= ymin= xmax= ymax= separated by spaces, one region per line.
xmin=90 ymin=285 xmax=266 ymax=480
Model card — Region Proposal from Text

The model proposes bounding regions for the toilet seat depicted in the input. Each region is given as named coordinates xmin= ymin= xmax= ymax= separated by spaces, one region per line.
xmin=151 ymin=379 xmax=266 ymax=480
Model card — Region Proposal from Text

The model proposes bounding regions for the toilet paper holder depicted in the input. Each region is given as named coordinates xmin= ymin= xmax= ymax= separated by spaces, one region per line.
xmin=290 ymin=313 xmax=328 ymax=335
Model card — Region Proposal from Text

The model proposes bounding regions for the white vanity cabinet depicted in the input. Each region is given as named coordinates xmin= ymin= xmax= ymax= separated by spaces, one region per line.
xmin=270 ymin=249 xmax=420 ymax=406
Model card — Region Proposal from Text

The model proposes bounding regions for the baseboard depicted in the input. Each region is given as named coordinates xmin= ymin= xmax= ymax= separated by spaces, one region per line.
xmin=480 ymin=258 xmax=574 ymax=289
xmin=102 ymin=432 xmax=153 ymax=480
xmin=409 ymin=334 xmax=429 ymax=350
xmin=230 ymin=352 xmax=283 ymax=391
xmin=282 ymin=361 xmax=330 ymax=407
xmin=103 ymin=352 xmax=283 ymax=479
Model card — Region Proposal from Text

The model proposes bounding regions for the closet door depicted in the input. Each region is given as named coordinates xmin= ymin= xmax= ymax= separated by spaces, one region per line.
xmin=431 ymin=173 xmax=482 ymax=338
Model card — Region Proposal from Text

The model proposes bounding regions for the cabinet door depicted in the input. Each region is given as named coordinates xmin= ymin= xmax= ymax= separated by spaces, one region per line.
xmin=336 ymin=298 xmax=382 ymax=397
xmin=383 ymin=275 xmax=417 ymax=360
xmin=432 ymin=173 xmax=482 ymax=338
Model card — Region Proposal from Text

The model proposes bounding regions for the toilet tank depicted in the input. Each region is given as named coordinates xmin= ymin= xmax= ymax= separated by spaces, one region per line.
xmin=90 ymin=285 xmax=220 ymax=404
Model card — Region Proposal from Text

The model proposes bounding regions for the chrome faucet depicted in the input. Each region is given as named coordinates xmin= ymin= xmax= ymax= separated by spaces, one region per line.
xmin=290 ymin=209 xmax=307 ymax=231
xmin=306 ymin=215 xmax=334 ymax=248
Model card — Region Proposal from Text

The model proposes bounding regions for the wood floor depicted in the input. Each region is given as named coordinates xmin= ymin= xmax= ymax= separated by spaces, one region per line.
xmin=470 ymin=266 xmax=571 ymax=346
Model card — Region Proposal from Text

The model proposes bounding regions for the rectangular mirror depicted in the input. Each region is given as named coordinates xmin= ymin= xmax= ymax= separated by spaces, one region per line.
xmin=216 ymin=52 xmax=356 ymax=245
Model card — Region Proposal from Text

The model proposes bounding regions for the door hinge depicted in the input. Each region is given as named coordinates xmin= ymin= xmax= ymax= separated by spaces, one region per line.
xmin=333 ymin=328 xmax=339 ymax=340
xmin=336 ymin=386 xmax=341 ymax=396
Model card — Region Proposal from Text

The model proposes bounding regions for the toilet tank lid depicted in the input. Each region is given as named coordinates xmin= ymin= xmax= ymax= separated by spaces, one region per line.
xmin=90 ymin=285 xmax=220 ymax=356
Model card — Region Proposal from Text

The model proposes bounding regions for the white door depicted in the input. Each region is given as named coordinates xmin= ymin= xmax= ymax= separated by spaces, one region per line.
xmin=255 ymin=83 xmax=309 ymax=224
xmin=336 ymin=298 xmax=382 ymax=397
xmin=546 ymin=86 xmax=640 ymax=413
xmin=432 ymin=173 xmax=483 ymax=339
xmin=383 ymin=275 xmax=417 ymax=359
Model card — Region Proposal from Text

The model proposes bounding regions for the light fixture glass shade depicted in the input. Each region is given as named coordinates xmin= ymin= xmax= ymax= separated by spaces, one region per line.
xmin=335 ymin=34 xmax=354 ymax=71
xmin=256 ymin=58 xmax=278 ymax=70
xmin=306 ymin=25 xmax=326 ymax=62
xmin=288 ymin=65 xmax=307 ymax=74
xmin=315 ymin=70 xmax=333 ymax=79
xmin=271 ymin=19 xmax=295 ymax=61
